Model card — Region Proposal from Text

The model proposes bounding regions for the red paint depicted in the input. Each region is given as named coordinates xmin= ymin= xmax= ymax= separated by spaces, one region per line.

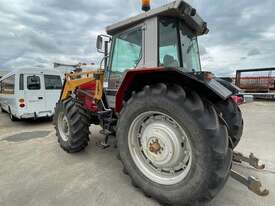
xmin=79 ymin=81 xmax=96 ymax=90
xmin=77 ymin=81 xmax=98 ymax=112
xmin=115 ymin=67 xmax=165 ymax=113
xmin=84 ymin=93 xmax=97 ymax=112
xmin=231 ymin=95 xmax=244 ymax=105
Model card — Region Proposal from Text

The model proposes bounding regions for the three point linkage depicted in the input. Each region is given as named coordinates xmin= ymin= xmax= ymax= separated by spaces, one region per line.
xmin=231 ymin=152 xmax=269 ymax=196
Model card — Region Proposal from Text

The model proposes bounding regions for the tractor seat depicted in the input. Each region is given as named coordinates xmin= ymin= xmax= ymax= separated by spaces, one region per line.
xmin=163 ymin=55 xmax=179 ymax=68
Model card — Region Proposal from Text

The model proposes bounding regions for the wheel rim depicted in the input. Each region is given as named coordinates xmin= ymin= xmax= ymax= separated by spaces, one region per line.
xmin=128 ymin=111 xmax=192 ymax=185
xmin=57 ymin=112 xmax=70 ymax=142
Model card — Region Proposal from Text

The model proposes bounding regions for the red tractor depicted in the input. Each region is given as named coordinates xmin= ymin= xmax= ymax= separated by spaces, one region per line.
xmin=54 ymin=1 xmax=268 ymax=205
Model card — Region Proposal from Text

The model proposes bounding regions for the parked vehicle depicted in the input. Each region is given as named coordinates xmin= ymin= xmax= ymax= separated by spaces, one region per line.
xmin=54 ymin=0 xmax=268 ymax=205
xmin=0 ymin=68 xmax=62 ymax=121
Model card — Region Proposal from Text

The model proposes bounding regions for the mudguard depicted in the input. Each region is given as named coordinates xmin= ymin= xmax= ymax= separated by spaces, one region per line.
xmin=115 ymin=67 xmax=236 ymax=113
xmin=215 ymin=77 xmax=240 ymax=94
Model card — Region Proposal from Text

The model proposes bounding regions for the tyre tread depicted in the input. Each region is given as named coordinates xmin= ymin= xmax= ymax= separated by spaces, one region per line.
xmin=54 ymin=98 xmax=90 ymax=153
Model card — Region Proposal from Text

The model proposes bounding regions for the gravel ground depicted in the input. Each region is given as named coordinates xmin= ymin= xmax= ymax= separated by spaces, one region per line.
xmin=0 ymin=101 xmax=274 ymax=206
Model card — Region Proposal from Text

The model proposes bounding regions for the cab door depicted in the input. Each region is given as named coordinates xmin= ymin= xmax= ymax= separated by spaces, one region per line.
xmin=24 ymin=74 xmax=46 ymax=113
xmin=107 ymin=27 xmax=143 ymax=90
xmin=105 ymin=27 xmax=143 ymax=107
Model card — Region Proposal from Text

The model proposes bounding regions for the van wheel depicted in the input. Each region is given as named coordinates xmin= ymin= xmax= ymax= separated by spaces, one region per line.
xmin=9 ymin=108 xmax=18 ymax=121
xmin=1 ymin=106 xmax=5 ymax=113
xmin=54 ymin=98 xmax=90 ymax=153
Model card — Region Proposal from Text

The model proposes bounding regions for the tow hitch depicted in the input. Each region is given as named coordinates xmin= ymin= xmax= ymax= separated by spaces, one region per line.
xmin=231 ymin=152 xmax=269 ymax=196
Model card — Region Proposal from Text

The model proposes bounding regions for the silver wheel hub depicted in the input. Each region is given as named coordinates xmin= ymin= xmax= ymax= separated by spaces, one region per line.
xmin=58 ymin=112 xmax=70 ymax=142
xmin=128 ymin=112 xmax=192 ymax=185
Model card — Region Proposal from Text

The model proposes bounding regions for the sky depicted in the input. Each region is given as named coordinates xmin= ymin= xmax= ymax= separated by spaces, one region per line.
xmin=0 ymin=0 xmax=275 ymax=76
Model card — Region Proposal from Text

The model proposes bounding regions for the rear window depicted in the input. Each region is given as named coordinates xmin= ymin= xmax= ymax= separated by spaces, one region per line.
xmin=44 ymin=75 xmax=62 ymax=90
xmin=27 ymin=75 xmax=41 ymax=90
xmin=19 ymin=74 xmax=24 ymax=90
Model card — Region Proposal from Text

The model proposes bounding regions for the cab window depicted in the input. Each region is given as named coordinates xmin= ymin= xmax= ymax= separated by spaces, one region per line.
xmin=159 ymin=18 xmax=180 ymax=68
xmin=111 ymin=28 xmax=142 ymax=74
xmin=179 ymin=23 xmax=201 ymax=72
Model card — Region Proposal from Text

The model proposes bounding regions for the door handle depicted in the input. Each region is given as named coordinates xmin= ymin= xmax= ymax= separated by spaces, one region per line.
xmin=38 ymin=97 xmax=43 ymax=100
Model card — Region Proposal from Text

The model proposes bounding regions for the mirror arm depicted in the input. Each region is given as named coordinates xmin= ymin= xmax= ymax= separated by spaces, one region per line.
xmin=100 ymin=55 xmax=109 ymax=70
xmin=97 ymin=49 xmax=105 ymax=54
xmin=104 ymin=40 xmax=109 ymax=70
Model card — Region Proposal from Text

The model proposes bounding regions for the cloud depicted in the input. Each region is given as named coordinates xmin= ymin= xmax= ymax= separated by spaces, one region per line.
xmin=0 ymin=0 xmax=274 ymax=77
xmin=196 ymin=0 xmax=275 ymax=75
xmin=199 ymin=45 xmax=207 ymax=56
xmin=261 ymin=25 xmax=275 ymax=40
xmin=247 ymin=48 xmax=261 ymax=56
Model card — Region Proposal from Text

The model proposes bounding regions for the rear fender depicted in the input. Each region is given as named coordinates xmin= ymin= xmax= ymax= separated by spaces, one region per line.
xmin=115 ymin=68 xmax=235 ymax=113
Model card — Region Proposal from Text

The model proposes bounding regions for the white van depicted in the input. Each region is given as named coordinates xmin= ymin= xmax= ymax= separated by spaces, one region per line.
xmin=0 ymin=68 xmax=63 ymax=121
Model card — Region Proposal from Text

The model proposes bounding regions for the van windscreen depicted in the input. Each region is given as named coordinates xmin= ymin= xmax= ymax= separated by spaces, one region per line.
xmin=44 ymin=75 xmax=62 ymax=90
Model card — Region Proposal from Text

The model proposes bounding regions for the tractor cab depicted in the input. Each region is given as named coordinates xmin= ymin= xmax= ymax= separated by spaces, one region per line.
xmin=97 ymin=0 xmax=208 ymax=90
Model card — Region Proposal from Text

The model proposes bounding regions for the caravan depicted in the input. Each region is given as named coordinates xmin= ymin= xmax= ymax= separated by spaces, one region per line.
xmin=0 ymin=68 xmax=62 ymax=121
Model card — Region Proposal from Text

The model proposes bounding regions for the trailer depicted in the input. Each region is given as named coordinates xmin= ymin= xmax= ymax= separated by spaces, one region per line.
xmin=235 ymin=68 xmax=275 ymax=93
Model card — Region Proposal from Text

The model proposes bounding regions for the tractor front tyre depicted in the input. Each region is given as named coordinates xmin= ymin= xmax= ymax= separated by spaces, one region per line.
xmin=215 ymin=98 xmax=243 ymax=148
xmin=54 ymin=98 xmax=90 ymax=153
xmin=117 ymin=84 xmax=232 ymax=206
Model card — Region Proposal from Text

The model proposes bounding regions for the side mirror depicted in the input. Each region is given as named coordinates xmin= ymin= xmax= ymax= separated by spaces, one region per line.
xmin=96 ymin=35 xmax=103 ymax=52
xmin=96 ymin=34 xmax=112 ymax=54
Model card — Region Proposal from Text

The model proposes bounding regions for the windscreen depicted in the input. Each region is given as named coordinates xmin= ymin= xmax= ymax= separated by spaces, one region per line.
xmin=111 ymin=28 xmax=142 ymax=74
xmin=108 ymin=27 xmax=143 ymax=89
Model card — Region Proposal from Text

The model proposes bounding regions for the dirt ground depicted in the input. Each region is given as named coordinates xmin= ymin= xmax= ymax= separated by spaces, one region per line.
xmin=0 ymin=101 xmax=274 ymax=206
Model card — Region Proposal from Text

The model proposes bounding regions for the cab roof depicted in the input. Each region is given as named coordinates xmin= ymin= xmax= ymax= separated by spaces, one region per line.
xmin=106 ymin=0 xmax=209 ymax=36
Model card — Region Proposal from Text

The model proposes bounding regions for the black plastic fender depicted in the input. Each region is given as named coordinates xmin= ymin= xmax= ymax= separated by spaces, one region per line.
xmin=115 ymin=68 xmax=235 ymax=112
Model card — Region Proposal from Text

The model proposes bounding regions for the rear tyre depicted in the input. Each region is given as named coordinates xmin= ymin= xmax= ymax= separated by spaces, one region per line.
xmin=214 ymin=98 xmax=243 ymax=148
xmin=9 ymin=107 xmax=18 ymax=121
xmin=54 ymin=98 xmax=90 ymax=153
xmin=117 ymin=84 xmax=232 ymax=206
xmin=1 ymin=105 xmax=5 ymax=113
